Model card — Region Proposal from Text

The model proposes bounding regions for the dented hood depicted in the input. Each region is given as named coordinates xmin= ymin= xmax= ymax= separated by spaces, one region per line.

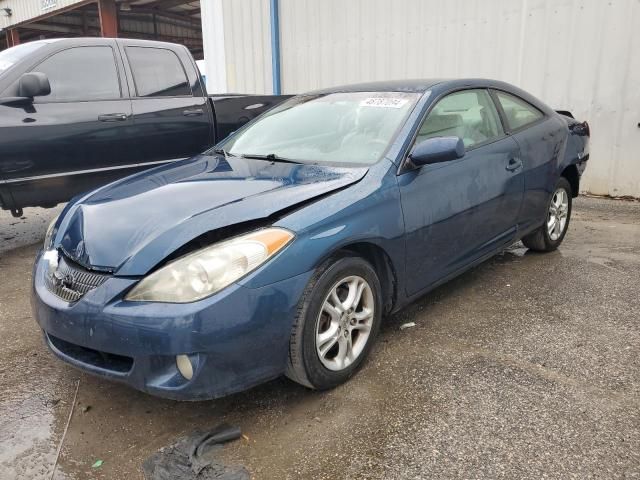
xmin=57 ymin=155 xmax=367 ymax=275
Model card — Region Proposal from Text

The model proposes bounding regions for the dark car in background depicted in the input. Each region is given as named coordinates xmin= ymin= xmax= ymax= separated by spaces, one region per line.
xmin=33 ymin=79 xmax=590 ymax=400
xmin=0 ymin=38 xmax=288 ymax=217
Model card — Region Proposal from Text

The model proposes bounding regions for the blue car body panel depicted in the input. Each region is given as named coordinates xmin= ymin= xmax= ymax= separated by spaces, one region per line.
xmin=33 ymin=252 xmax=315 ymax=399
xmin=397 ymin=134 xmax=524 ymax=295
xmin=33 ymin=78 xmax=590 ymax=399
xmin=55 ymin=155 xmax=368 ymax=274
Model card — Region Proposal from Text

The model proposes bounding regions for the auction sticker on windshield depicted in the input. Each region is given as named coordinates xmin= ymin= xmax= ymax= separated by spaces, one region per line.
xmin=360 ymin=97 xmax=409 ymax=108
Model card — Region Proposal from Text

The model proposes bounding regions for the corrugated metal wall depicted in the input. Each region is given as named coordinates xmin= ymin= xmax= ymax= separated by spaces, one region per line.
xmin=215 ymin=0 xmax=639 ymax=196
xmin=221 ymin=0 xmax=272 ymax=94
xmin=119 ymin=14 xmax=199 ymax=39
xmin=0 ymin=0 xmax=87 ymax=29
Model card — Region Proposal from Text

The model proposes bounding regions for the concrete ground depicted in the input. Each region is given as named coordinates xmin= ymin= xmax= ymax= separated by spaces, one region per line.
xmin=0 ymin=197 xmax=638 ymax=479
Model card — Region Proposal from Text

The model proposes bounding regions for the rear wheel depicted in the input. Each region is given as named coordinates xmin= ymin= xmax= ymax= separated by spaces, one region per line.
xmin=286 ymin=255 xmax=382 ymax=390
xmin=522 ymin=177 xmax=572 ymax=252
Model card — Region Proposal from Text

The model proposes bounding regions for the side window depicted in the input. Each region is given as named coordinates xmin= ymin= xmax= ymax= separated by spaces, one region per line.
xmin=495 ymin=91 xmax=544 ymax=130
xmin=416 ymin=89 xmax=503 ymax=149
xmin=126 ymin=47 xmax=191 ymax=97
xmin=34 ymin=46 xmax=121 ymax=102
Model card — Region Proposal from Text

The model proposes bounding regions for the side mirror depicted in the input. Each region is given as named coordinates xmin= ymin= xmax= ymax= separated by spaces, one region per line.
xmin=409 ymin=136 xmax=465 ymax=167
xmin=18 ymin=72 xmax=51 ymax=99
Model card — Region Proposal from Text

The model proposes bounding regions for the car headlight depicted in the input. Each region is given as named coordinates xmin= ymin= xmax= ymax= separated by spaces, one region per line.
xmin=125 ymin=228 xmax=294 ymax=303
xmin=44 ymin=214 xmax=60 ymax=249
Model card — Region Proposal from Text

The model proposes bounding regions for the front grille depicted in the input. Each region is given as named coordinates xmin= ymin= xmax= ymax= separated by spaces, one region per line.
xmin=45 ymin=253 xmax=110 ymax=302
xmin=47 ymin=334 xmax=133 ymax=374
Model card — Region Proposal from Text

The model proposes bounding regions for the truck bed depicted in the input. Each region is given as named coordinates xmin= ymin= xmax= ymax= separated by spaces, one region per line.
xmin=209 ymin=94 xmax=293 ymax=140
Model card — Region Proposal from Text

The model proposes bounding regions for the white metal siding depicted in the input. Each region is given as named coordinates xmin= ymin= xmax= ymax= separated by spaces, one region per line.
xmin=274 ymin=0 xmax=639 ymax=197
xmin=0 ymin=0 xmax=87 ymax=29
xmin=201 ymin=0 xmax=227 ymax=93
xmin=220 ymin=0 xmax=272 ymax=94
xmin=280 ymin=0 xmax=640 ymax=196
xmin=7 ymin=0 xmax=639 ymax=195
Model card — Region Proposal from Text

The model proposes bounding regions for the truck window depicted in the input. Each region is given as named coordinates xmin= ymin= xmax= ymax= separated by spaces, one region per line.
xmin=126 ymin=47 xmax=191 ymax=97
xmin=33 ymin=46 xmax=121 ymax=102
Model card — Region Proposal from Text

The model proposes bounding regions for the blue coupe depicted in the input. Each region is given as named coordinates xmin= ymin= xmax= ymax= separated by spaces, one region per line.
xmin=33 ymin=79 xmax=590 ymax=400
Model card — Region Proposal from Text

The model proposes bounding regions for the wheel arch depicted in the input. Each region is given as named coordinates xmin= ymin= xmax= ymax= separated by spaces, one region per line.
xmin=561 ymin=164 xmax=580 ymax=198
xmin=334 ymin=242 xmax=398 ymax=316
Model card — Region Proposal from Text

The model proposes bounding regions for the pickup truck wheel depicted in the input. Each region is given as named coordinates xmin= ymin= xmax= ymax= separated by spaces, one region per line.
xmin=286 ymin=254 xmax=382 ymax=390
xmin=522 ymin=177 xmax=572 ymax=252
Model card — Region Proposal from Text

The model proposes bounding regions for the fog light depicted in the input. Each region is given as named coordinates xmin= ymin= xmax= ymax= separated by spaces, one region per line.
xmin=176 ymin=354 xmax=193 ymax=380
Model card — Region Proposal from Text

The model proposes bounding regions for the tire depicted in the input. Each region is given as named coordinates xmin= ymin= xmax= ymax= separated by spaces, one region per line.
xmin=522 ymin=177 xmax=573 ymax=252
xmin=286 ymin=254 xmax=383 ymax=390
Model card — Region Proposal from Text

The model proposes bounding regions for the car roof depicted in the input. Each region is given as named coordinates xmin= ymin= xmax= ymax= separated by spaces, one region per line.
xmin=308 ymin=78 xmax=532 ymax=94
xmin=18 ymin=37 xmax=183 ymax=50
xmin=309 ymin=79 xmax=448 ymax=94
xmin=305 ymin=78 xmax=552 ymax=114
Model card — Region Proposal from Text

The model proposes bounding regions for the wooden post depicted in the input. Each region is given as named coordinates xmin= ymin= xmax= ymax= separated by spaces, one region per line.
xmin=98 ymin=0 xmax=118 ymax=38
xmin=7 ymin=29 xmax=20 ymax=47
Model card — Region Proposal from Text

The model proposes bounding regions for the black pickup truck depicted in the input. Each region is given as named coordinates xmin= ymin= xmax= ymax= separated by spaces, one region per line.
xmin=0 ymin=38 xmax=288 ymax=217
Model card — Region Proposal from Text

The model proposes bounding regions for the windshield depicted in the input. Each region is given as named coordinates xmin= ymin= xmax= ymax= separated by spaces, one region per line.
xmin=0 ymin=41 xmax=47 ymax=75
xmin=220 ymin=91 xmax=420 ymax=165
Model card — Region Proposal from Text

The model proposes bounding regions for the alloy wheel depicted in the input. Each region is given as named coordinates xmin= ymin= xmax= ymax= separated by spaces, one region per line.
xmin=547 ymin=187 xmax=569 ymax=241
xmin=315 ymin=275 xmax=374 ymax=371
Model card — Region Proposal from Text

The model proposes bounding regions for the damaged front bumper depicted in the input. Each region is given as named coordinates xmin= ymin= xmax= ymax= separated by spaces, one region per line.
xmin=32 ymin=250 xmax=312 ymax=400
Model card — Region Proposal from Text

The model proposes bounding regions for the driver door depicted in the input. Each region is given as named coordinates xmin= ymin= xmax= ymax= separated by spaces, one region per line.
xmin=1 ymin=43 xmax=134 ymax=209
xmin=398 ymin=89 xmax=524 ymax=296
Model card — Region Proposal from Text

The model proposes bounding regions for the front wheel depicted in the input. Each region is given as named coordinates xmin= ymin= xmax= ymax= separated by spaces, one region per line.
xmin=286 ymin=255 xmax=382 ymax=390
xmin=522 ymin=177 xmax=573 ymax=252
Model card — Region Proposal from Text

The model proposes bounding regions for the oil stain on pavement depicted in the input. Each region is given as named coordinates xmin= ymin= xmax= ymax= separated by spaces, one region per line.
xmin=0 ymin=197 xmax=638 ymax=479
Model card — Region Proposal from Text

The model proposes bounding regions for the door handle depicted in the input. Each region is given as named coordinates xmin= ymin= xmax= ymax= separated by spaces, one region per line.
xmin=506 ymin=158 xmax=523 ymax=172
xmin=98 ymin=113 xmax=128 ymax=122
xmin=183 ymin=108 xmax=204 ymax=117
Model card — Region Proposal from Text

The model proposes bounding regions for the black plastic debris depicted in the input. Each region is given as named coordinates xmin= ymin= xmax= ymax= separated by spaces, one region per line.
xmin=142 ymin=423 xmax=249 ymax=480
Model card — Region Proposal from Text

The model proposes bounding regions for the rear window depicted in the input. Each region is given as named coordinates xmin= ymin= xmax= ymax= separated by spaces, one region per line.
xmin=495 ymin=91 xmax=544 ymax=130
xmin=126 ymin=47 xmax=191 ymax=97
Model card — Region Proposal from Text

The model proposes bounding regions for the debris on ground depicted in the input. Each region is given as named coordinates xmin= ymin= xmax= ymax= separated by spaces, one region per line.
xmin=142 ymin=423 xmax=249 ymax=480
xmin=399 ymin=322 xmax=416 ymax=330
xmin=91 ymin=460 xmax=103 ymax=468
xmin=82 ymin=405 xmax=92 ymax=413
